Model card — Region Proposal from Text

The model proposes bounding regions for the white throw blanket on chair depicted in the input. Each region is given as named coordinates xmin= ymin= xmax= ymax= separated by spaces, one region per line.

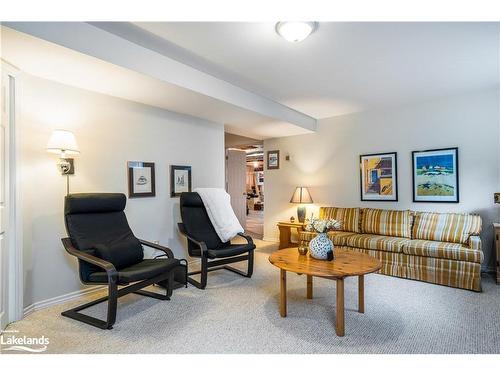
xmin=194 ymin=188 xmax=244 ymax=243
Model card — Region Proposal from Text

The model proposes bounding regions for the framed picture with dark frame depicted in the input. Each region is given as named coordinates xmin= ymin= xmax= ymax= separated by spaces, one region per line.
xmin=412 ymin=147 xmax=459 ymax=203
xmin=359 ymin=152 xmax=398 ymax=201
xmin=127 ymin=161 xmax=156 ymax=198
xmin=267 ymin=150 xmax=280 ymax=170
xmin=170 ymin=165 xmax=192 ymax=197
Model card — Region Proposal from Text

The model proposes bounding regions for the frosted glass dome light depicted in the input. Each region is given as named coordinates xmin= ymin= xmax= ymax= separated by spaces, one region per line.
xmin=275 ymin=22 xmax=318 ymax=43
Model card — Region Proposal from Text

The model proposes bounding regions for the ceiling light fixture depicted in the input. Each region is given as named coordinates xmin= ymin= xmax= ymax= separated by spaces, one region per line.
xmin=275 ymin=22 xmax=318 ymax=43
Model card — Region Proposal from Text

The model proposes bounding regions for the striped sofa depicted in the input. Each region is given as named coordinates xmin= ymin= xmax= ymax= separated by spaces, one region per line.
xmin=299 ymin=207 xmax=483 ymax=291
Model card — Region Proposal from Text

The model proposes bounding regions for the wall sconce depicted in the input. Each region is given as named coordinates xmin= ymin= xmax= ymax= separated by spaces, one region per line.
xmin=47 ymin=130 xmax=80 ymax=194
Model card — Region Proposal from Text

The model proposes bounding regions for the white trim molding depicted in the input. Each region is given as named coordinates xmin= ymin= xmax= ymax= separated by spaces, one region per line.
xmin=23 ymin=286 xmax=105 ymax=318
xmin=1 ymin=61 xmax=22 ymax=329
xmin=0 ymin=311 xmax=4 ymax=330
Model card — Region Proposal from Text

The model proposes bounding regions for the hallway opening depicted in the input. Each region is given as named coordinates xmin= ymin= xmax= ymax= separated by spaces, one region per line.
xmin=225 ymin=133 xmax=264 ymax=239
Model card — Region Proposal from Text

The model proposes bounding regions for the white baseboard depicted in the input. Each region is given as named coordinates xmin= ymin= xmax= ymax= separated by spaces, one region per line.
xmin=23 ymin=285 xmax=105 ymax=318
xmin=20 ymin=256 xmax=208 ymax=319
xmin=20 ymin=251 xmax=288 ymax=320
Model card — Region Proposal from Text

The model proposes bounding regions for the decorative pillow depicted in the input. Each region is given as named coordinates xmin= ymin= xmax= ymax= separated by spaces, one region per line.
xmin=94 ymin=237 xmax=144 ymax=270
xmin=412 ymin=212 xmax=478 ymax=245
xmin=319 ymin=207 xmax=360 ymax=233
xmin=361 ymin=208 xmax=412 ymax=238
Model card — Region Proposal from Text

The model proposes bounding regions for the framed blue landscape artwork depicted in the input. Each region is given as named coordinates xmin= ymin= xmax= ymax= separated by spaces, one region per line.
xmin=412 ymin=147 xmax=459 ymax=203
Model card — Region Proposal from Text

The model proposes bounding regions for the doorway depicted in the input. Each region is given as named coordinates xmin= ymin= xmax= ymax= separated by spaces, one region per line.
xmin=225 ymin=133 xmax=264 ymax=240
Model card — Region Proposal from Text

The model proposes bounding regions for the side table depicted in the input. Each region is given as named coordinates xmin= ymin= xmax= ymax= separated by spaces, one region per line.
xmin=277 ymin=221 xmax=304 ymax=249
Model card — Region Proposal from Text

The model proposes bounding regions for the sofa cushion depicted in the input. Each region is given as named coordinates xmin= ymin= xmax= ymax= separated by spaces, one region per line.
xmin=299 ymin=230 xmax=356 ymax=246
xmin=412 ymin=212 xmax=480 ymax=245
xmin=346 ymin=233 xmax=409 ymax=253
xmin=319 ymin=207 xmax=360 ymax=233
xmin=403 ymin=239 xmax=483 ymax=263
xmin=361 ymin=208 xmax=412 ymax=238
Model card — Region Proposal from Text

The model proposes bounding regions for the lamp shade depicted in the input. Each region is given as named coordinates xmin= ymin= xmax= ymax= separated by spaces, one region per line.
xmin=290 ymin=187 xmax=313 ymax=204
xmin=46 ymin=130 xmax=80 ymax=155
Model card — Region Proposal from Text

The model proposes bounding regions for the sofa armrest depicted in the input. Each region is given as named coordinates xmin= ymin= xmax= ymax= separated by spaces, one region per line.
xmin=468 ymin=235 xmax=482 ymax=251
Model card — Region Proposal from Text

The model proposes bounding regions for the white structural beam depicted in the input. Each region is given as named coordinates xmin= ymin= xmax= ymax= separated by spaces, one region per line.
xmin=4 ymin=22 xmax=317 ymax=132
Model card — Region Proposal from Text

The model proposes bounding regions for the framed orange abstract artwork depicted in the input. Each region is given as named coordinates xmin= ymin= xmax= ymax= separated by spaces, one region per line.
xmin=360 ymin=152 xmax=398 ymax=201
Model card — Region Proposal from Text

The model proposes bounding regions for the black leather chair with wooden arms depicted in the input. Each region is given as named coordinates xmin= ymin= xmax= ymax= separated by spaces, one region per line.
xmin=61 ymin=193 xmax=187 ymax=329
xmin=177 ymin=192 xmax=255 ymax=289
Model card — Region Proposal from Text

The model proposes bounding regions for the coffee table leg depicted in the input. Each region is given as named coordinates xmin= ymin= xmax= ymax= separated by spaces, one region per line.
xmin=336 ymin=278 xmax=345 ymax=337
xmin=307 ymin=275 xmax=313 ymax=299
xmin=358 ymin=275 xmax=364 ymax=313
xmin=280 ymin=269 xmax=287 ymax=317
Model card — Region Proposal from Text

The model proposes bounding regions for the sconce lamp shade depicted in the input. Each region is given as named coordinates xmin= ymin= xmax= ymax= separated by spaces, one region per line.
xmin=47 ymin=130 xmax=80 ymax=155
xmin=290 ymin=187 xmax=313 ymax=204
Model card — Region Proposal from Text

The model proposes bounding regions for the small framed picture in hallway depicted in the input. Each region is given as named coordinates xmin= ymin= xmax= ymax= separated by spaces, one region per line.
xmin=267 ymin=150 xmax=280 ymax=170
xmin=170 ymin=165 xmax=192 ymax=197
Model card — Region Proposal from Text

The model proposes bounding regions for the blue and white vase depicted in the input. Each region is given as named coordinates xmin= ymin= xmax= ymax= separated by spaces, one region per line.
xmin=309 ymin=233 xmax=334 ymax=260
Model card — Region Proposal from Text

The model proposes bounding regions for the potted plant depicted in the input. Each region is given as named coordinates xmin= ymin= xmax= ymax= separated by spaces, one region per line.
xmin=304 ymin=218 xmax=342 ymax=260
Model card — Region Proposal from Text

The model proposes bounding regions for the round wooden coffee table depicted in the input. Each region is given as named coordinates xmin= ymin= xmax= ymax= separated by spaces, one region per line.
xmin=268 ymin=247 xmax=382 ymax=336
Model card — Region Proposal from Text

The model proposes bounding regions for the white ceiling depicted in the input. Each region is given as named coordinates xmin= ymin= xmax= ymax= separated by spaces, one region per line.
xmin=134 ymin=22 xmax=500 ymax=119
xmin=3 ymin=22 xmax=499 ymax=139
xmin=1 ymin=26 xmax=313 ymax=139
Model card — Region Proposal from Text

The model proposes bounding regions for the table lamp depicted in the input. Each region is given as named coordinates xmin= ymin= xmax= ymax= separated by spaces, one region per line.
xmin=290 ymin=186 xmax=313 ymax=223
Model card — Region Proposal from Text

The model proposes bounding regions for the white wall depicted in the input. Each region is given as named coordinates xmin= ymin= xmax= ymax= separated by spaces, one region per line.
xmin=264 ymin=89 xmax=500 ymax=271
xmin=19 ymin=74 xmax=225 ymax=307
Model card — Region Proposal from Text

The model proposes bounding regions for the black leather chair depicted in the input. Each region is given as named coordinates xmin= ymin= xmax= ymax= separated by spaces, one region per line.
xmin=61 ymin=193 xmax=187 ymax=329
xmin=178 ymin=192 xmax=255 ymax=289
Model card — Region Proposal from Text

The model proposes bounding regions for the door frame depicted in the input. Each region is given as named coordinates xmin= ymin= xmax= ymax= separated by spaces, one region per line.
xmin=1 ymin=61 xmax=23 ymax=329
xmin=225 ymin=148 xmax=247 ymax=228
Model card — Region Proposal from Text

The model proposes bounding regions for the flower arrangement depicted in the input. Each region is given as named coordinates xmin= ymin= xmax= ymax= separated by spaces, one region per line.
xmin=305 ymin=218 xmax=342 ymax=233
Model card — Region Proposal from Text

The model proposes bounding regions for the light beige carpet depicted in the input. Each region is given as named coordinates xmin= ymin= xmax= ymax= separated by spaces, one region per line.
xmin=245 ymin=210 xmax=263 ymax=239
xmin=2 ymin=239 xmax=500 ymax=354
